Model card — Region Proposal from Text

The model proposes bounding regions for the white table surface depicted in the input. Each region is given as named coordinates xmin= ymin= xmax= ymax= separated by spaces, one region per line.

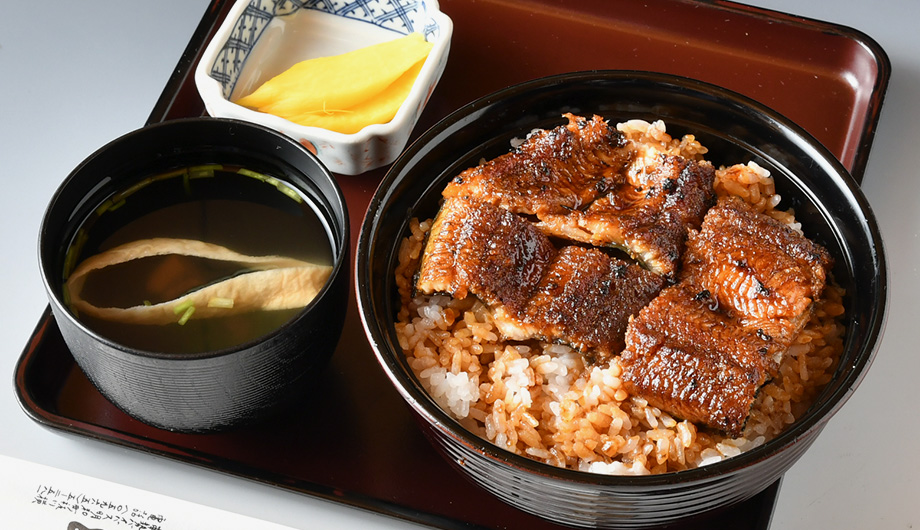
xmin=1 ymin=1 xmax=916 ymax=528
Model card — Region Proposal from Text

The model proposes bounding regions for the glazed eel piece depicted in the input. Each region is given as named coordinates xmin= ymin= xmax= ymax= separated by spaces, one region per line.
xmin=415 ymin=197 xmax=664 ymax=362
xmin=536 ymin=153 xmax=715 ymax=280
xmin=441 ymin=113 xmax=631 ymax=218
xmin=442 ymin=113 xmax=715 ymax=279
xmin=619 ymin=196 xmax=832 ymax=436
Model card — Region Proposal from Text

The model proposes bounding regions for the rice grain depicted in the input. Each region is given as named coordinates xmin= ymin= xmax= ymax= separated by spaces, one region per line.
xmin=393 ymin=119 xmax=845 ymax=475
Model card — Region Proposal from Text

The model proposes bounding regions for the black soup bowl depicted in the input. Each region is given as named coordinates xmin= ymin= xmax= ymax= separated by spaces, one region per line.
xmin=39 ymin=117 xmax=349 ymax=433
xmin=356 ymin=71 xmax=887 ymax=527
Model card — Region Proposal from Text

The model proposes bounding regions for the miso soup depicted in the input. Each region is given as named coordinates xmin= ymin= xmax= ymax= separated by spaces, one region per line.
xmin=63 ymin=164 xmax=334 ymax=354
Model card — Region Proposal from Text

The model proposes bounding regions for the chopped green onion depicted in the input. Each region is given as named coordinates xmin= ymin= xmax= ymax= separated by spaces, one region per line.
xmin=95 ymin=199 xmax=114 ymax=216
xmin=188 ymin=164 xmax=221 ymax=179
xmin=238 ymin=168 xmax=268 ymax=182
xmin=62 ymin=250 xmax=76 ymax=281
xmin=275 ymin=182 xmax=303 ymax=203
xmin=177 ymin=306 xmax=195 ymax=325
xmin=157 ymin=168 xmax=187 ymax=180
xmin=62 ymin=229 xmax=89 ymax=280
xmin=207 ymin=297 xmax=234 ymax=308
xmin=111 ymin=176 xmax=153 ymax=204
xmin=172 ymin=298 xmax=195 ymax=315
xmin=237 ymin=168 xmax=302 ymax=202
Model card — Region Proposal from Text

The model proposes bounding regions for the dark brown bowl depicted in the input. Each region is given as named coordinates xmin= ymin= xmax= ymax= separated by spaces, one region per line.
xmin=39 ymin=117 xmax=349 ymax=433
xmin=356 ymin=71 xmax=887 ymax=528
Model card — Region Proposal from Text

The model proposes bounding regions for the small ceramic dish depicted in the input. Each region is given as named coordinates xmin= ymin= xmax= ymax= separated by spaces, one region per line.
xmin=39 ymin=117 xmax=350 ymax=433
xmin=194 ymin=0 xmax=452 ymax=175
xmin=356 ymin=71 xmax=887 ymax=527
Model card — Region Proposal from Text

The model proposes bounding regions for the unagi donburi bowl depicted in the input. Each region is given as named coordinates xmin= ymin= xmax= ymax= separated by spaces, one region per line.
xmin=355 ymin=71 xmax=887 ymax=527
xmin=39 ymin=118 xmax=349 ymax=433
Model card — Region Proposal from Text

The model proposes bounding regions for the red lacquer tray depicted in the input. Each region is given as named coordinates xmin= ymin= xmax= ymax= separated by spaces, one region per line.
xmin=15 ymin=1 xmax=889 ymax=529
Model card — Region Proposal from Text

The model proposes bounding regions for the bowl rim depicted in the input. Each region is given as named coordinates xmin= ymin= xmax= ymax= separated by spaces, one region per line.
xmin=356 ymin=69 xmax=888 ymax=485
xmin=193 ymin=0 xmax=454 ymax=144
xmin=39 ymin=116 xmax=351 ymax=362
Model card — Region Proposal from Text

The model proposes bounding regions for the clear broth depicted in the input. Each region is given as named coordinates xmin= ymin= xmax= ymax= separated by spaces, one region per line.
xmin=66 ymin=165 xmax=334 ymax=354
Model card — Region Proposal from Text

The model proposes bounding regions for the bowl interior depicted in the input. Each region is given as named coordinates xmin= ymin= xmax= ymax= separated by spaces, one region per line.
xmin=205 ymin=0 xmax=448 ymax=101
xmin=41 ymin=117 xmax=350 ymax=358
xmin=195 ymin=0 xmax=453 ymax=175
xmin=358 ymin=71 xmax=886 ymax=481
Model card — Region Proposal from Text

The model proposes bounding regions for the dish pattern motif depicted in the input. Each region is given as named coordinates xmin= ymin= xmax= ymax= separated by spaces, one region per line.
xmin=209 ymin=0 xmax=444 ymax=98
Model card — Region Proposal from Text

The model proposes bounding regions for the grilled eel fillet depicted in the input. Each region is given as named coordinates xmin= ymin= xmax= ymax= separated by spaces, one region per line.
xmin=442 ymin=114 xmax=631 ymax=218
xmin=415 ymin=198 xmax=664 ymax=362
xmin=536 ymin=153 xmax=716 ymax=280
xmin=683 ymin=196 xmax=832 ymax=344
xmin=619 ymin=197 xmax=832 ymax=435
xmin=442 ymin=114 xmax=715 ymax=278
xmin=415 ymin=196 xmax=557 ymax=312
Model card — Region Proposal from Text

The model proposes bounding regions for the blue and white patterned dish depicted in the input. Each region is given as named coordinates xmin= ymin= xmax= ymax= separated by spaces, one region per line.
xmin=195 ymin=0 xmax=452 ymax=175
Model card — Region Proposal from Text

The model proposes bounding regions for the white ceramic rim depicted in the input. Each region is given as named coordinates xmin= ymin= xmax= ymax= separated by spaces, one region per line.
xmin=193 ymin=0 xmax=453 ymax=147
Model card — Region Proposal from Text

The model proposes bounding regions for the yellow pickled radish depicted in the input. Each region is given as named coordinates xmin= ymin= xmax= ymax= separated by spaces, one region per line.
xmin=286 ymin=61 xmax=424 ymax=134
xmin=233 ymin=32 xmax=432 ymax=133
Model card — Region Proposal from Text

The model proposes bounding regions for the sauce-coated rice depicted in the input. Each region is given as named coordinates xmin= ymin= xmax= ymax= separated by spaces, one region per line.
xmin=394 ymin=120 xmax=844 ymax=475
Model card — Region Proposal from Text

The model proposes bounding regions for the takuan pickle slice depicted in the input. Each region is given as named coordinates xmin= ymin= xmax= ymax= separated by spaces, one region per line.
xmin=234 ymin=32 xmax=433 ymax=134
